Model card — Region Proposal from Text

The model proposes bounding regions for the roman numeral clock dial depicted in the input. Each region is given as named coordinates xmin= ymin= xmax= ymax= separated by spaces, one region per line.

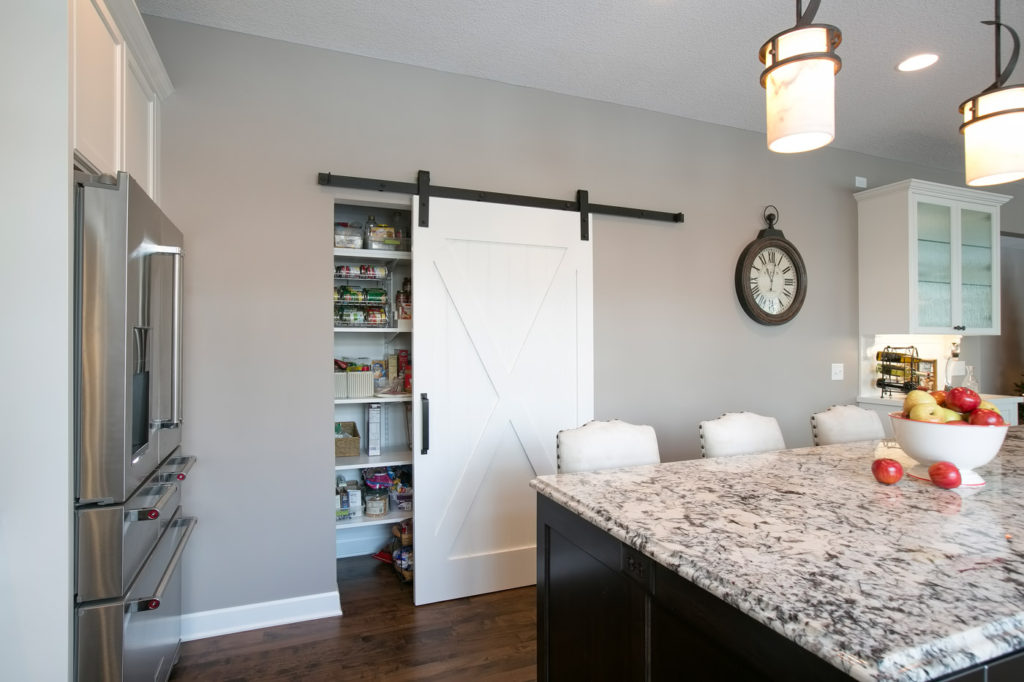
xmin=734 ymin=206 xmax=807 ymax=325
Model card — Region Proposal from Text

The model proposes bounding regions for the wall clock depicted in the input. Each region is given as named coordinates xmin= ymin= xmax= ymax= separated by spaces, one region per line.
xmin=734 ymin=206 xmax=807 ymax=325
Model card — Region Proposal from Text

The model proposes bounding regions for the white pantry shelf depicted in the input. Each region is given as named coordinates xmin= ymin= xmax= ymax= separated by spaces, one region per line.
xmin=335 ymin=449 xmax=413 ymax=470
xmin=335 ymin=395 xmax=412 ymax=405
xmin=333 ymin=247 xmax=411 ymax=261
xmin=335 ymin=509 xmax=412 ymax=529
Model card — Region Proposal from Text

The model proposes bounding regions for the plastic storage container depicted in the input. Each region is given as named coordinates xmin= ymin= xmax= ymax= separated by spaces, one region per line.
xmin=334 ymin=222 xmax=364 ymax=249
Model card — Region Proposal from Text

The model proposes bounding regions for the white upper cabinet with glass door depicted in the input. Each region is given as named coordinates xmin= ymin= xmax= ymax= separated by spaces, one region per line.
xmin=856 ymin=179 xmax=1010 ymax=336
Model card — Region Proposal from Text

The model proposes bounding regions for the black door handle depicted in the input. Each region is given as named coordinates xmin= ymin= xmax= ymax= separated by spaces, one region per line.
xmin=420 ymin=393 xmax=430 ymax=455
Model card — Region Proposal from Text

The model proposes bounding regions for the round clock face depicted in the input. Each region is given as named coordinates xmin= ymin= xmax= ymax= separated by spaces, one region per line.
xmin=735 ymin=236 xmax=807 ymax=325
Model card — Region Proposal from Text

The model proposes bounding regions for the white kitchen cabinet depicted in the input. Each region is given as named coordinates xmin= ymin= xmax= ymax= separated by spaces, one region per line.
xmin=72 ymin=0 xmax=170 ymax=198
xmin=856 ymin=179 xmax=1011 ymax=336
xmin=332 ymin=204 xmax=414 ymax=559
xmin=123 ymin=52 xmax=158 ymax=194
xmin=73 ymin=0 xmax=122 ymax=177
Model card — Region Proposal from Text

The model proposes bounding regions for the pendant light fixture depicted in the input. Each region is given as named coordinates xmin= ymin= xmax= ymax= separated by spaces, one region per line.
xmin=959 ymin=0 xmax=1024 ymax=186
xmin=759 ymin=0 xmax=842 ymax=154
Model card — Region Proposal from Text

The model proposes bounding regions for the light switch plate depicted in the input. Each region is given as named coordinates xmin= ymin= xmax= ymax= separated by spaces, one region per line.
xmin=831 ymin=363 xmax=844 ymax=380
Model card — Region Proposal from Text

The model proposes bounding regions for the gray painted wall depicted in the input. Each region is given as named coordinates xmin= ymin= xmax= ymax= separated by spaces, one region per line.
xmin=144 ymin=17 xmax=1024 ymax=617
xmin=0 ymin=3 xmax=73 ymax=680
xmin=974 ymin=236 xmax=1024 ymax=398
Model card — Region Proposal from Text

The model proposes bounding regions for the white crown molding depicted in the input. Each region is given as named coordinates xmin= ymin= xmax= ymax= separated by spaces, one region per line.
xmin=105 ymin=0 xmax=173 ymax=99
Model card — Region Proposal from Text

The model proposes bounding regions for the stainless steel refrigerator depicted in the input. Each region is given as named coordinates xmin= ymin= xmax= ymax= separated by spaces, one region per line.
xmin=74 ymin=171 xmax=197 ymax=682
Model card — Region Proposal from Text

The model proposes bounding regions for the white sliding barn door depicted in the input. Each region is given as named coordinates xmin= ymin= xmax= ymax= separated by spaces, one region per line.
xmin=412 ymin=197 xmax=593 ymax=605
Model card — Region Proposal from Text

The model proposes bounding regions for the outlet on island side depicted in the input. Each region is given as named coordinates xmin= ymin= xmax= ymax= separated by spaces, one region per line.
xmin=831 ymin=363 xmax=844 ymax=381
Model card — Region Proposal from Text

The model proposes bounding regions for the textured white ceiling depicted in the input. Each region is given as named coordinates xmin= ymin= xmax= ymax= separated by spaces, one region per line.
xmin=137 ymin=0 xmax=1024 ymax=174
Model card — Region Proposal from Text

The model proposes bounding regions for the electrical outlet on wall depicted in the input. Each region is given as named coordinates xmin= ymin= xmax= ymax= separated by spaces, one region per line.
xmin=831 ymin=363 xmax=844 ymax=381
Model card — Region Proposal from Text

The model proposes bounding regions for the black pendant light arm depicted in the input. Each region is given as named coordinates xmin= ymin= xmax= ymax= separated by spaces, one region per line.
xmin=796 ymin=0 xmax=821 ymax=26
xmin=981 ymin=10 xmax=1020 ymax=91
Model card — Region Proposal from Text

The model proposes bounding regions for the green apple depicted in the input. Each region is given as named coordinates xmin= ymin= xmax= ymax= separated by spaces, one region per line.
xmin=941 ymin=407 xmax=965 ymax=423
xmin=909 ymin=403 xmax=945 ymax=422
xmin=902 ymin=389 xmax=938 ymax=417
xmin=977 ymin=400 xmax=1001 ymax=417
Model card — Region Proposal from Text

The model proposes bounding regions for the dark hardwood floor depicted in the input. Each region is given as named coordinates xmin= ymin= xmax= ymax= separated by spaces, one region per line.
xmin=169 ymin=555 xmax=537 ymax=681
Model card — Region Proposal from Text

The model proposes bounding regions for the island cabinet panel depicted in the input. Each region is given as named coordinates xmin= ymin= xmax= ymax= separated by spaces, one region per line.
xmin=985 ymin=650 xmax=1024 ymax=680
xmin=537 ymin=494 xmax=849 ymax=681
xmin=537 ymin=494 xmax=645 ymax=681
xmin=649 ymin=562 xmax=848 ymax=681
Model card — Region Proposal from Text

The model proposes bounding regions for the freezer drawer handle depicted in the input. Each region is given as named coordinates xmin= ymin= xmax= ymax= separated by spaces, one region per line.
xmin=421 ymin=393 xmax=430 ymax=455
xmin=164 ymin=455 xmax=196 ymax=481
xmin=131 ymin=516 xmax=197 ymax=612
xmin=133 ymin=483 xmax=177 ymax=522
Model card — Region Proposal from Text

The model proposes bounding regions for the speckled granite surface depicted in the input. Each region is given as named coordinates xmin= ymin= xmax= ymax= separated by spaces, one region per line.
xmin=531 ymin=428 xmax=1024 ymax=682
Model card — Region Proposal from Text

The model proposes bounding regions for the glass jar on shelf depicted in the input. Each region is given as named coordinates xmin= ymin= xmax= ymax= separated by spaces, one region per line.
xmin=364 ymin=488 xmax=389 ymax=518
xmin=963 ymin=365 xmax=980 ymax=392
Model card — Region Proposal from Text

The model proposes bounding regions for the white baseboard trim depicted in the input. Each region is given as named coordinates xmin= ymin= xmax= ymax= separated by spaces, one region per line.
xmin=182 ymin=590 xmax=342 ymax=641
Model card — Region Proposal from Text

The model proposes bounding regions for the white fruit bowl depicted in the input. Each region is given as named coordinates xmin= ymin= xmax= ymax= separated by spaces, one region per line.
xmin=889 ymin=412 xmax=1009 ymax=486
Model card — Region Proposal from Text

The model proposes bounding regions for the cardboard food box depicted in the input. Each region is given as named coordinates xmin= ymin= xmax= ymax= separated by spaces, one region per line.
xmin=346 ymin=480 xmax=363 ymax=517
xmin=367 ymin=403 xmax=381 ymax=456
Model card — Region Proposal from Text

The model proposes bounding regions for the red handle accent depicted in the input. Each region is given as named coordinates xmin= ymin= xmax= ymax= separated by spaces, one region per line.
xmin=146 ymin=509 xmax=160 ymax=520
xmin=146 ymin=599 xmax=161 ymax=611
xmin=176 ymin=473 xmax=186 ymax=481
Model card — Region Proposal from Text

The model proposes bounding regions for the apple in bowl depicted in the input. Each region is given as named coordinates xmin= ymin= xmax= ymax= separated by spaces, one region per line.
xmin=889 ymin=412 xmax=1008 ymax=486
xmin=946 ymin=387 xmax=982 ymax=414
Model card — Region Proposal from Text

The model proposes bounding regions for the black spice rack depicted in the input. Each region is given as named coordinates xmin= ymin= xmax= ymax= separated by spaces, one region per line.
xmin=875 ymin=346 xmax=936 ymax=398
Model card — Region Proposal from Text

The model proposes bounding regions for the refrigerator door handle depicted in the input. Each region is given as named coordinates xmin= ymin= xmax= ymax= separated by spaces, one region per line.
xmin=131 ymin=516 xmax=197 ymax=612
xmin=170 ymin=248 xmax=183 ymax=427
xmin=149 ymin=245 xmax=183 ymax=430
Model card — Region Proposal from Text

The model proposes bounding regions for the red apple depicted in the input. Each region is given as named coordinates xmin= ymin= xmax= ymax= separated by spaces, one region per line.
xmin=871 ymin=458 xmax=903 ymax=485
xmin=968 ymin=408 xmax=1006 ymax=426
xmin=928 ymin=461 xmax=962 ymax=489
xmin=930 ymin=390 xmax=948 ymax=407
xmin=946 ymin=387 xmax=981 ymax=414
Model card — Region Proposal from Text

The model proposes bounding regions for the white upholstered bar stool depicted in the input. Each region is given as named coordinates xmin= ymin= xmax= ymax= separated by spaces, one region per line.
xmin=698 ymin=412 xmax=786 ymax=458
xmin=556 ymin=419 xmax=661 ymax=473
xmin=810 ymin=404 xmax=885 ymax=445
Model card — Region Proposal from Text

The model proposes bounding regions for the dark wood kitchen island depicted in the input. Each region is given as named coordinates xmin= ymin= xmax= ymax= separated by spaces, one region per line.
xmin=532 ymin=429 xmax=1024 ymax=681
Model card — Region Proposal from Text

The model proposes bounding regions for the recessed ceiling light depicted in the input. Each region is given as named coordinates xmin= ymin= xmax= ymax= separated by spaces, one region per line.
xmin=897 ymin=53 xmax=939 ymax=72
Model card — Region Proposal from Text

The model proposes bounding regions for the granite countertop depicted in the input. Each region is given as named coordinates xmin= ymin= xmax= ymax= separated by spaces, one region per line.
xmin=531 ymin=427 xmax=1024 ymax=682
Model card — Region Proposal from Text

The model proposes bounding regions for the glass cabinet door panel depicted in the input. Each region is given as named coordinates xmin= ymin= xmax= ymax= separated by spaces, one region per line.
xmin=916 ymin=201 xmax=952 ymax=328
xmin=960 ymin=208 xmax=994 ymax=328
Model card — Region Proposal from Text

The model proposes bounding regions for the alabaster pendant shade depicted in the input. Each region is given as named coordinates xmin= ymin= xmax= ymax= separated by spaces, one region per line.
xmin=761 ymin=25 xmax=841 ymax=154
xmin=961 ymin=85 xmax=1024 ymax=186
